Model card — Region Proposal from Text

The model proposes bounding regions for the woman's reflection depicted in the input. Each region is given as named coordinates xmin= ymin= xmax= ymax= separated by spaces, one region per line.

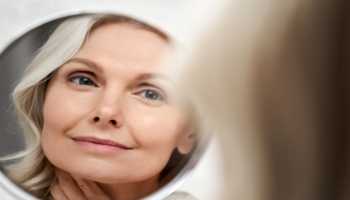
xmin=2 ymin=15 xmax=198 ymax=200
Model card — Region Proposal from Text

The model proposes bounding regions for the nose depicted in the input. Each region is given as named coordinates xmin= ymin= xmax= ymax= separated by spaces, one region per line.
xmin=91 ymin=94 xmax=124 ymax=129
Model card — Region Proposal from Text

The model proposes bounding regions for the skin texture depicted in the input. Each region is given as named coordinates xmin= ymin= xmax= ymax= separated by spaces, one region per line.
xmin=41 ymin=22 xmax=194 ymax=200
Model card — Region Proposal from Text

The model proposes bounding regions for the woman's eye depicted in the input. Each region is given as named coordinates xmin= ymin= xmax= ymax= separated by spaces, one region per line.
xmin=138 ymin=89 xmax=165 ymax=102
xmin=69 ymin=75 xmax=97 ymax=87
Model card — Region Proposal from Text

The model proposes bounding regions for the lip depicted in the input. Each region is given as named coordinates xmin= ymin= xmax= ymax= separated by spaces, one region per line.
xmin=72 ymin=136 xmax=132 ymax=150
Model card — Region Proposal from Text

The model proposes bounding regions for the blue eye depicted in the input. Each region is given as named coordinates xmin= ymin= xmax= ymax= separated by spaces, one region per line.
xmin=139 ymin=89 xmax=164 ymax=101
xmin=69 ymin=75 xmax=97 ymax=87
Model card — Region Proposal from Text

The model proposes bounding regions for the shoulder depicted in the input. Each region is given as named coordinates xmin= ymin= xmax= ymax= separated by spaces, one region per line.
xmin=164 ymin=191 xmax=198 ymax=200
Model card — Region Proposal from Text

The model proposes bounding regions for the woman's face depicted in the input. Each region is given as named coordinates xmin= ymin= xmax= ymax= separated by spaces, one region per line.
xmin=41 ymin=22 xmax=194 ymax=184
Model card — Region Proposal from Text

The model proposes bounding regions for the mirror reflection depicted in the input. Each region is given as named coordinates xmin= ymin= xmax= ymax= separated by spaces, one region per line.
xmin=0 ymin=14 xmax=203 ymax=200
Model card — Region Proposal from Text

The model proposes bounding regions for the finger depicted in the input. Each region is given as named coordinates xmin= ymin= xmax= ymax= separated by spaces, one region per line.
xmin=51 ymin=183 xmax=69 ymax=200
xmin=56 ymin=170 xmax=87 ymax=200
xmin=73 ymin=176 xmax=110 ymax=200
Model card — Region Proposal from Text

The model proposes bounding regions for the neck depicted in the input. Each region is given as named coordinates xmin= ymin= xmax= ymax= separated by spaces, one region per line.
xmin=100 ymin=176 xmax=160 ymax=200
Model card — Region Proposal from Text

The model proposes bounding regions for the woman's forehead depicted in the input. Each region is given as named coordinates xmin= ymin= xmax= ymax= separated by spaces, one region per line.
xmin=86 ymin=22 xmax=169 ymax=51
xmin=75 ymin=22 xmax=172 ymax=69
xmin=90 ymin=17 xmax=170 ymax=41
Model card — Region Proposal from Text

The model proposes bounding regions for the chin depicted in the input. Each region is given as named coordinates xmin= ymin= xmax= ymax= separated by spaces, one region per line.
xmin=80 ymin=172 xmax=158 ymax=184
xmin=54 ymin=162 xmax=157 ymax=184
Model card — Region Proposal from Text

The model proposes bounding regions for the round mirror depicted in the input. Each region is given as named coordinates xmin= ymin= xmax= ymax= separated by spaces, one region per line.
xmin=0 ymin=11 xmax=210 ymax=200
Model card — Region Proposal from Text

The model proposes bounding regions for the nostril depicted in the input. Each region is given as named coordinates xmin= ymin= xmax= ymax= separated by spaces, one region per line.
xmin=110 ymin=120 xmax=117 ymax=126
xmin=93 ymin=116 xmax=100 ymax=122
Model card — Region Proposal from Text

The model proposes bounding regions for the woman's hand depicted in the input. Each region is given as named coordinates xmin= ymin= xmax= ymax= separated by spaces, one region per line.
xmin=50 ymin=169 xmax=110 ymax=200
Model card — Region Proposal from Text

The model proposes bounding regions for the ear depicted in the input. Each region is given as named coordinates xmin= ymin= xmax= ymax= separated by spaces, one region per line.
xmin=176 ymin=130 xmax=196 ymax=155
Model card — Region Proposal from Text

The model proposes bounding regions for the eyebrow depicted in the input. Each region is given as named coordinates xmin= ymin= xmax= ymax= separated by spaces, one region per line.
xmin=65 ymin=57 xmax=173 ymax=82
xmin=135 ymin=73 xmax=172 ymax=83
xmin=65 ymin=57 xmax=103 ymax=74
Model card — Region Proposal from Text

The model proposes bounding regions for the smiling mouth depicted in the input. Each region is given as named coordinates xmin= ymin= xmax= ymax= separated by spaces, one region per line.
xmin=72 ymin=136 xmax=132 ymax=150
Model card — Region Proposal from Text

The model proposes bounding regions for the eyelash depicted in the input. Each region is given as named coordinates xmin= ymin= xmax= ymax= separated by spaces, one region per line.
xmin=68 ymin=73 xmax=98 ymax=87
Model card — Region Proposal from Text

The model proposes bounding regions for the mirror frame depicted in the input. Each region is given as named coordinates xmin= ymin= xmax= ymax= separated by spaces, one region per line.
xmin=0 ymin=4 xmax=210 ymax=199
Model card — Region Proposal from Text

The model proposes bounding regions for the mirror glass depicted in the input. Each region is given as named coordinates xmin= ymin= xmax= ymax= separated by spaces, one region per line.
xmin=0 ymin=14 xmax=208 ymax=200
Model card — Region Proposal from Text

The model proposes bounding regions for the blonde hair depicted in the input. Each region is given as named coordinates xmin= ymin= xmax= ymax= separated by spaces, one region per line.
xmin=1 ymin=14 xmax=188 ymax=199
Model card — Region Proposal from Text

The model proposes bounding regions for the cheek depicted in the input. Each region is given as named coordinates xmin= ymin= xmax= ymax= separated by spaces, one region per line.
xmin=127 ymin=110 xmax=188 ymax=180
xmin=127 ymin=104 xmax=187 ymax=152
xmin=42 ymin=81 xmax=97 ymax=134
xmin=41 ymin=86 xmax=74 ymax=166
xmin=42 ymin=91 xmax=76 ymax=139
xmin=41 ymin=83 xmax=96 ymax=165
